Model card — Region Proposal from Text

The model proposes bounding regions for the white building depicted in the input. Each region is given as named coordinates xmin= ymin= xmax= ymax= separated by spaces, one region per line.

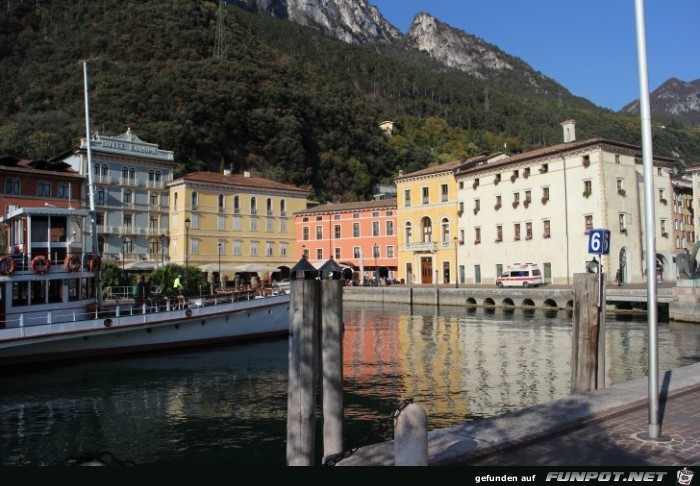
xmin=455 ymin=120 xmax=677 ymax=286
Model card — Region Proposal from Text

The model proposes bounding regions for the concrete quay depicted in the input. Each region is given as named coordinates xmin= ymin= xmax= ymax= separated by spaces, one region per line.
xmin=336 ymin=362 xmax=700 ymax=467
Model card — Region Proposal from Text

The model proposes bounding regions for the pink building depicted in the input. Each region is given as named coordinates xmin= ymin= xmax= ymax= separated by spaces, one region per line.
xmin=294 ymin=199 xmax=398 ymax=284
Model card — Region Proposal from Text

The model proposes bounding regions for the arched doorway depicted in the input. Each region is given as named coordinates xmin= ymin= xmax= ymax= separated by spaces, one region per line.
xmin=618 ymin=248 xmax=628 ymax=284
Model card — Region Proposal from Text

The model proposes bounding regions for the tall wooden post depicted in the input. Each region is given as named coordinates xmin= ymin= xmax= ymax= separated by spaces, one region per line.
xmin=571 ymin=272 xmax=606 ymax=394
xmin=319 ymin=259 xmax=344 ymax=463
xmin=286 ymin=257 xmax=319 ymax=466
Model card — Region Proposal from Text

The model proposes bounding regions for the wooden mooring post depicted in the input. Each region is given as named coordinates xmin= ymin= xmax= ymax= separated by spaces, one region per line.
xmin=571 ymin=272 xmax=606 ymax=393
xmin=286 ymin=257 xmax=345 ymax=466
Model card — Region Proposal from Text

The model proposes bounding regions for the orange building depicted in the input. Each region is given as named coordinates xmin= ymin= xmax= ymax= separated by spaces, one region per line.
xmin=294 ymin=199 xmax=398 ymax=284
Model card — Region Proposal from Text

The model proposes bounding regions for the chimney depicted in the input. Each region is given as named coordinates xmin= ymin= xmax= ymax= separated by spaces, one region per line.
xmin=561 ymin=119 xmax=576 ymax=143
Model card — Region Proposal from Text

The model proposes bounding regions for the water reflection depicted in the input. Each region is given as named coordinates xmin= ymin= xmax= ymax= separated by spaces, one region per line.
xmin=0 ymin=302 xmax=699 ymax=466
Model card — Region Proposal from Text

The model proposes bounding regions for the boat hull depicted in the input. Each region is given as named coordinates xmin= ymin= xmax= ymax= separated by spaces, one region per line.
xmin=0 ymin=295 xmax=290 ymax=367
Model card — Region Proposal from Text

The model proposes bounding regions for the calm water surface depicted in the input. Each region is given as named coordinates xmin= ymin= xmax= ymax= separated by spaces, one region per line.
xmin=1 ymin=302 xmax=699 ymax=466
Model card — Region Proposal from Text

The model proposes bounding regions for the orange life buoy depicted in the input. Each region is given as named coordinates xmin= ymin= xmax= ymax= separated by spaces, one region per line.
xmin=86 ymin=254 xmax=101 ymax=272
xmin=64 ymin=255 xmax=81 ymax=272
xmin=0 ymin=255 xmax=15 ymax=275
xmin=31 ymin=255 xmax=50 ymax=274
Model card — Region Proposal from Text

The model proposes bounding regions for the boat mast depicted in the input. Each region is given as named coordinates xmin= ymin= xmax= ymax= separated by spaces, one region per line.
xmin=83 ymin=61 xmax=103 ymax=306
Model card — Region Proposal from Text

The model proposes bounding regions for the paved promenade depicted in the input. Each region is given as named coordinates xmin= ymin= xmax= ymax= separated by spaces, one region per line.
xmin=337 ymin=362 xmax=700 ymax=467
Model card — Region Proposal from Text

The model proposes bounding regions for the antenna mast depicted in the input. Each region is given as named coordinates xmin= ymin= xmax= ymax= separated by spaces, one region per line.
xmin=215 ymin=0 xmax=227 ymax=60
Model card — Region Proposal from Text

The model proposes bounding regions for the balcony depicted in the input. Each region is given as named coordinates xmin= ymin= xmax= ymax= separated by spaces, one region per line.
xmin=146 ymin=180 xmax=166 ymax=189
xmin=119 ymin=177 xmax=138 ymax=187
xmin=406 ymin=242 xmax=436 ymax=252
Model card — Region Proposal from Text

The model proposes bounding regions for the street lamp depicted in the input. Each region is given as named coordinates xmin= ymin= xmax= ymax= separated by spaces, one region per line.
xmin=217 ymin=242 xmax=222 ymax=289
xmin=121 ymin=236 xmax=127 ymax=286
xmin=373 ymin=243 xmax=379 ymax=286
xmin=184 ymin=217 xmax=191 ymax=289
xmin=454 ymin=236 xmax=459 ymax=289
xmin=160 ymin=233 xmax=166 ymax=268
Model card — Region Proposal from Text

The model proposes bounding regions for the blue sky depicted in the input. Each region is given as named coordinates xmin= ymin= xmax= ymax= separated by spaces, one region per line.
xmin=371 ymin=0 xmax=700 ymax=112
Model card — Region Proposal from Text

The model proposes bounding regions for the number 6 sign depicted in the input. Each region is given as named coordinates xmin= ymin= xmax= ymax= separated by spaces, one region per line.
xmin=588 ymin=229 xmax=610 ymax=255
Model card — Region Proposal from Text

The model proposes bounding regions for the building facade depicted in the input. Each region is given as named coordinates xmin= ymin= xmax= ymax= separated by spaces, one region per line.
xmin=394 ymin=160 xmax=466 ymax=285
xmin=453 ymin=120 xmax=676 ymax=286
xmin=72 ymin=129 xmax=176 ymax=271
xmin=294 ymin=199 xmax=398 ymax=283
xmin=168 ymin=170 xmax=311 ymax=278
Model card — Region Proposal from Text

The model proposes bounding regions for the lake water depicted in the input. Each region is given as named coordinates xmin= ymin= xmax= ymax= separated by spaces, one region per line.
xmin=1 ymin=302 xmax=699 ymax=466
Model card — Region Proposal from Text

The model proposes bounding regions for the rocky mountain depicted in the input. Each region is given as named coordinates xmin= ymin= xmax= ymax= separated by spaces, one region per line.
xmin=229 ymin=0 xmax=401 ymax=44
xmin=621 ymin=78 xmax=700 ymax=126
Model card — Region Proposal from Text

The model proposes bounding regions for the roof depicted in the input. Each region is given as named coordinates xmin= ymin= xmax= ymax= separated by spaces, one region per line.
xmin=0 ymin=157 xmax=82 ymax=177
xmin=295 ymin=198 xmax=397 ymax=216
xmin=395 ymin=160 xmax=463 ymax=181
xmin=170 ymin=171 xmax=312 ymax=196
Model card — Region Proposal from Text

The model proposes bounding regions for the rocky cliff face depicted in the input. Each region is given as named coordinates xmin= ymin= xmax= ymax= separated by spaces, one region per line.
xmin=229 ymin=0 xmax=401 ymax=44
xmin=621 ymin=78 xmax=700 ymax=126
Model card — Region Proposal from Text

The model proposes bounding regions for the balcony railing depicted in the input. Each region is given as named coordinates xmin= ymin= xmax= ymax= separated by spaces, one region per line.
xmin=406 ymin=242 xmax=436 ymax=252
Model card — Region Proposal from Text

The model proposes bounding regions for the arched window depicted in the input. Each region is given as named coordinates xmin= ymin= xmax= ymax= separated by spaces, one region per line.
xmin=233 ymin=195 xmax=240 ymax=213
xmin=280 ymin=199 xmax=286 ymax=215
xmin=191 ymin=191 xmax=198 ymax=210
xmin=441 ymin=218 xmax=450 ymax=242
xmin=421 ymin=217 xmax=433 ymax=243
xmin=251 ymin=196 xmax=257 ymax=214
xmin=173 ymin=192 xmax=178 ymax=211
xmin=266 ymin=198 xmax=273 ymax=215
xmin=218 ymin=194 xmax=225 ymax=211
xmin=404 ymin=222 xmax=413 ymax=244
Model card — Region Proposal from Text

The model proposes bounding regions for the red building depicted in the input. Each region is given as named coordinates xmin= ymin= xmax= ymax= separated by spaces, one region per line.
xmin=294 ymin=199 xmax=398 ymax=284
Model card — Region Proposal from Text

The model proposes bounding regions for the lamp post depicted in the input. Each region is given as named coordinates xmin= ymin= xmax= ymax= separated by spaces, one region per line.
xmin=373 ymin=243 xmax=379 ymax=286
xmin=121 ymin=236 xmax=127 ymax=286
xmin=217 ymin=242 xmax=222 ymax=289
xmin=160 ymin=233 xmax=166 ymax=268
xmin=184 ymin=217 xmax=191 ymax=289
xmin=454 ymin=236 xmax=459 ymax=289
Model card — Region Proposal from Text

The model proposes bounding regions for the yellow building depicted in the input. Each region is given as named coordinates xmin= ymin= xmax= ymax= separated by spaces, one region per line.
xmin=395 ymin=161 xmax=462 ymax=285
xmin=167 ymin=170 xmax=311 ymax=279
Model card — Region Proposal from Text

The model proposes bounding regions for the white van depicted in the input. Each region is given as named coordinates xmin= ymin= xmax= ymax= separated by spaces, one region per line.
xmin=496 ymin=263 xmax=544 ymax=288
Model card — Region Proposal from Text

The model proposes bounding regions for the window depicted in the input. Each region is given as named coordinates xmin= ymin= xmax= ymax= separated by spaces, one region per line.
xmin=372 ymin=221 xmax=380 ymax=237
xmin=280 ymin=199 xmax=286 ymax=216
xmin=280 ymin=243 xmax=287 ymax=256
xmin=37 ymin=181 xmax=51 ymax=197
xmin=474 ymin=199 xmax=481 ymax=212
xmin=543 ymin=220 xmax=551 ymax=238
xmin=583 ymin=155 xmax=590 ymax=167
xmin=249 ymin=218 xmax=257 ymax=231
xmin=441 ymin=218 xmax=450 ymax=242
xmin=512 ymin=192 xmax=520 ymax=208
xmin=316 ymin=248 xmax=323 ymax=260
xmin=58 ymin=183 xmax=70 ymax=198
xmin=267 ymin=198 xmax=273 ymax=215
xmin=659 ymin=189 xmax=667 ymax=205
xmin=191 ymin=191 xmax=198 ymax=210
xmin=334 ymin=224 xmax=341 ymax=239
xmin=387 ymin=246 xmax=394 ymax=258
xmin=302 ymin=227 xmax=310 ymax=241
xmin=405 ymin=222 xmax=413 ymax=244
xmin=316 ymin=225 xmax=323 ymax=240
xmin=232 ymin=216 xmax=241 ymax=231
xmin=542 ymin=187 xmax=550 ymax=203
xmin=372 ymin=211 xmax=380 ymax=217
xmin=441 ymin=184 xmax=448 ymax=202
xmin=352 ymin=213 xmax=360 ymax=219
xmin=218 ymin=216 xmax=226 ymax=230
xmin=619 ymin=213 xmax=627 ymax=233
xmin=96 ymin=187 xmax=105 ymax=206
xmin=233 ymin=195 xmax=240 ymax=213
xmin=421 ymin=217 xmax=432 ymax=242
xmin=266 ymin=217 xmax=274 ymax=232
xmin=315 ymin=215 xmax=323 ymax=222
xmin=585 ymin=215 xmax=593 ymax=233
xmin=250 ymin=242 xmax=258 ymax=256
xmin=474 ymin=227 xmax=481 ymax=244
xmin=353 ymin=223 xmax=360 ymax=238
xmin=218 ymin=194 xmax=225 ymax=211
xmin=514 ymin=223 xmax=521 ymax=241
xmin=583 ymin=180 xmax=592 ymax=197
xmin=404 ymin=189 xmax=411 ymax=207
xmin=353 ymin=247 xmax=361 ymax=259
xmin=496 ymin=225 xmax=503 ymax=242
xmin=615 ymin=155 xmax=621 ymax=164
xmin=524 ymin=190 xmax=531 ymax=204
xmin=422 ymin=187 xmax=429 ymax=204
xmin=495 ymin=195 xmax=502 ymax=210
xmin=386 ymin=221 xmax=394 ymax=236
xmin=123 ymin=190 xmax=133 ymax=206
xmin=250 ymin=197 xmax=257 ymax=215
xmin=123 ymin=214 xmax=133 ymax=230
xmin=233 ymin=241 xmax=242 ymax=256
xmin=4 ymin=177 xmax=19 ymax=194
xmin=334 ymin=247 xmax=341 ymax=259
xmin=661 ymin=219 xmax=668 ymax=237
xmin=266 ymin=242 xmax=273 ymax=256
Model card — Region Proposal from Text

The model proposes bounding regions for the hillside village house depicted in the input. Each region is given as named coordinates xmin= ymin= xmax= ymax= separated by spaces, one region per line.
xmin=454 ymin=120 xmax=676 ymax=286
xmin=294 ymin=199 xmax=398 ymax=284
xmin=70 ymin=128 xmax=176 ymax=272
xmin=168 ymin=170 xmax=311 ymax=281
